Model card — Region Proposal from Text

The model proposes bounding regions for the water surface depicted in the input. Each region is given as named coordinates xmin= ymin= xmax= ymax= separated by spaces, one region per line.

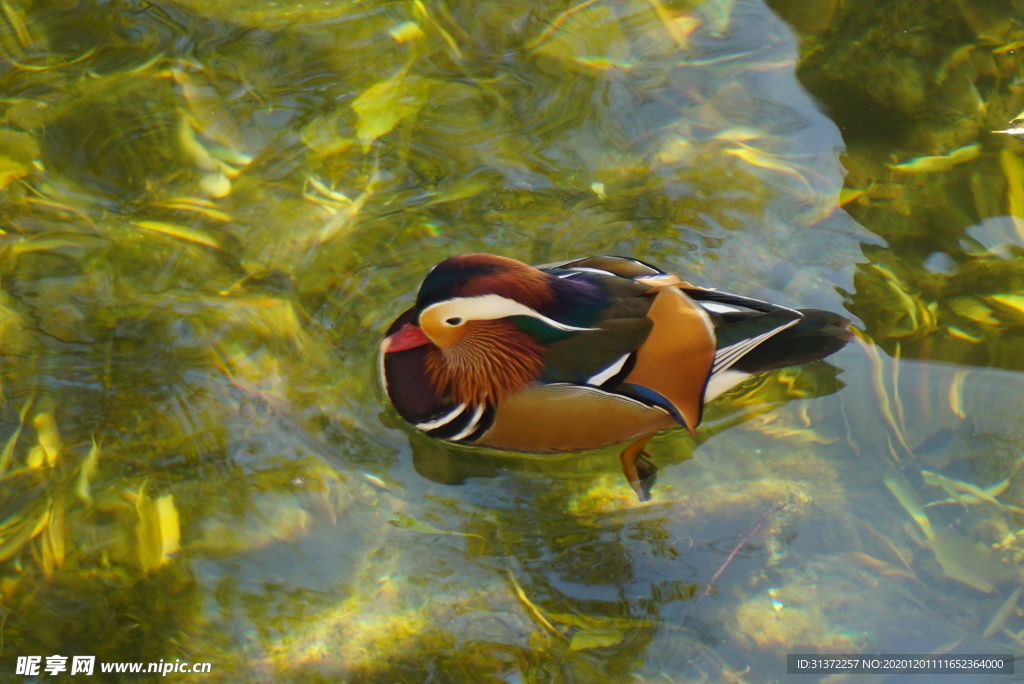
xmin=1 ymin=0 xmax=1023 ymax=681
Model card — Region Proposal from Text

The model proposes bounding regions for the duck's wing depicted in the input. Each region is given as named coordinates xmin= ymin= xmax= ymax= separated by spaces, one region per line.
xmin=538 ymin=260 xmax=718 ymax=433
xmin=538 ymin=254 xmax=667 ymax=278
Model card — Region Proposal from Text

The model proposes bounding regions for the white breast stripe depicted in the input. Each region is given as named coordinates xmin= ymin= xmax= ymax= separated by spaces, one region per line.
xmin=447 ymin=403 xmax=485 ymax=441
xmin=712 ymin=319 xmax=800 ymax=374
xmin=586 ymin=353 xmax=630 ymax=386
xmin=416 ymin=402 xmax=468 ymax=431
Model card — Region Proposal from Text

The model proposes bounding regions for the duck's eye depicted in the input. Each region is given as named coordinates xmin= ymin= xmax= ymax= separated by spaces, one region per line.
xmin=445 ymin=317 xmax=464 ymax=326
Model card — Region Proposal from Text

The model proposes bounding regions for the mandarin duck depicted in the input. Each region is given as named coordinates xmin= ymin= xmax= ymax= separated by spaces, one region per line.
xmin=381 ymin=254 xmax=851 ymax=500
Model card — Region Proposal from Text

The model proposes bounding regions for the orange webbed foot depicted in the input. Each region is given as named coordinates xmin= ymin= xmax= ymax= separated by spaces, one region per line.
xmin=620 ymin=434 xmax=658 ymax=502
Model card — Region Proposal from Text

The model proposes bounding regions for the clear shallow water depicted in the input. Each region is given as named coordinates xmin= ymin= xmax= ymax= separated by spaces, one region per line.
xmin=1 ymin=0 xmax=1024 ymax=681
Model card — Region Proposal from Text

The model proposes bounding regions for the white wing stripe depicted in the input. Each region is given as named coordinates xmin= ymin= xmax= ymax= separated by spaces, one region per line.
xmin=586 ymin=353 xmax=630 ymax=386
xmin=712 ymin=337 xmax=761 ymax=372
xmin=700 ymin=302 xmax=746 ymax=314
xmin=712 ymin=335 xmax=770 ymax=374
xmin=696 ymin=292 xmax=803 ymax=316
xmin=557 ymin=267 xmax=616 ymax=277
xmin=712 ymin=319 xmax=800 ymax=374
xmin=704 ymin=369 xmax=752 ymax=403
xmin=712 ymin=339 xmax=760 ymax=372
xmin=712 ymin=321 xmax=797 ymax=372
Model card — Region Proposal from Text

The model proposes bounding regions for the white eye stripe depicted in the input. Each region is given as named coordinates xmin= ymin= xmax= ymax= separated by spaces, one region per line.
xmin=421 ymin=294 xmax=596 ymax=332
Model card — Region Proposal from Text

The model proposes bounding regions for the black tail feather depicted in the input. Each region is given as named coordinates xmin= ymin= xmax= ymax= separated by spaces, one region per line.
xmin=732 ymin=309 xmax=852 ymax=373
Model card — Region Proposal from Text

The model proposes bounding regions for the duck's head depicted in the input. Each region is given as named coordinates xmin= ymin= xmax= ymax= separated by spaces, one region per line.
xmin=381 ymin=254 xmax=598 ymax=405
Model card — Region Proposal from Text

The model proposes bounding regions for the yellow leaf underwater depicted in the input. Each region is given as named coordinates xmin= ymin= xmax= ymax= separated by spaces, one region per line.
xmin=646 ymin=0 xmax=700 ymax=50
xmin=387 ymin=512 xmax=462 ymax=536
xmin=389 ymin=21 xmax=425 ymax=44
xmin=411 ymin=0 xmax=462 ymax=60
xmin=40 ymin=495 xmax=67 ymax=578
xmin=26 ymin=410 xmax=61 ymax=469
xmin=569 ymin=628 xmax=624 ymax=650
xmin=992 ymin=40 xmax=1024 ymax=55
xmin=0 ymin=510 xmax=47 ymax=563
xmin=888 ymin=143 xmax=981 ymax=174
xmin=982 ymin=587 xmax=1021 ymax=638
xmin=992 ymin=125 xmax=1024 ymax=137
xmin=985 ymin=293 xmax=1024 ymax=320
xmin=7 ymin=237 xmax=86 ymax=258
xmin=525 ymin=0 xmax=600 ymax=50
xmin=0 ymin=395 xmax=31 ymax=477
xmin=948 ymin=369 xmax=968 ymax=419
xmin=76 ymin=437 xmax=101 ymax=505
xmin=572 ymin=55 xmax=633 ymax=70
xmin=199 ymin=170 xmax=231 ymax=198
xmin=838 ymin=552 xmax=920 ymax=583
xmin=999 ymin=151 xmax=1024 ymax=245
xmin=883 ymin=474 xmax=934 ymax=541
xmin=922 ymin=470 xmax=1008 ymax=508
xmin=32 ymin=411 xmax=61 ymax=465
xmin=507 ymin=568 xmax=561 ymax=637
xmin=928 ymin=528 xmax=1012 ymax=593
xmin=723 ymin=142 xmax=814 ymax=195
xmin=177 ymin=114 xmax=221 ymax=173
xmin=0 ymin=155 xmax=31 ymax=188
xmin=948 ymin=297 xmax=1000 ymax=326
xmin=134 ymin=220 xmax=220 ymax=249
xmin=135 ymin=486 xmax=181 ymax=572
xmin=947 ymin=326 xmax=983 ymax=343
xmin=1 ymin=0 xmax=34 ymax=48
xmin=155 ymin=198 xmax=233 ymax=222
xmin=352 ymin=73 xmax=435 ymax=147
